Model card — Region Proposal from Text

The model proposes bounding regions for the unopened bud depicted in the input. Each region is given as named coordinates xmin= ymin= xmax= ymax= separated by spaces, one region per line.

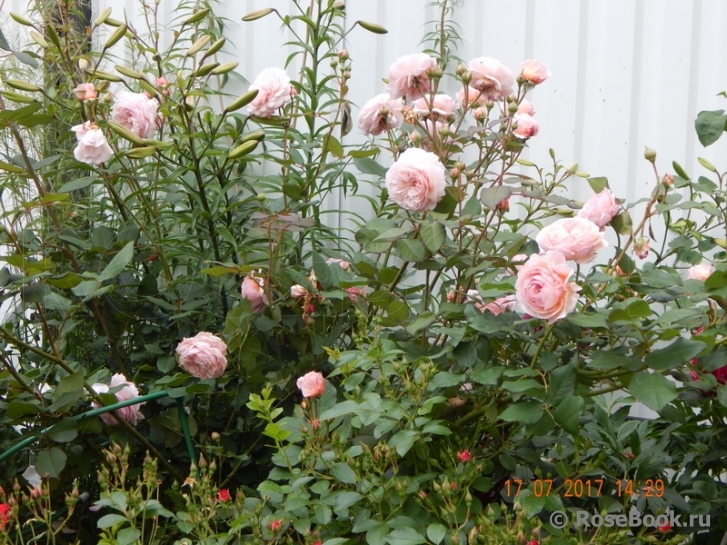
xmin=256 ymin=192 xmax=266 ymax=202
xmin=662 ymin=173 xmax=674 ymax=187
xmin=211 ymin=431 xmax=220 ymax=441
xmin=644 ymin=146 xmax=657 ymax=163
xmin=338 ymin=49 xmax=349 ymax=61
xmin=78 ymin=58 xmax=89 ymax=70
xmin=427 ymin=66 xmax=443 ymax=79
xmin=508 ymin=102 xmax=518 ymax=114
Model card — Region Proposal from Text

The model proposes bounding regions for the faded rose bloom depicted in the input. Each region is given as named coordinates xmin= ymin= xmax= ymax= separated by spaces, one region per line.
xmin=111 ymin=91 xmax=159 ymax=139
xmin=386 ymin=53 xmax=438 ymax=99
xmin=72 ymin=122 xmax=113 ymax=165
xmin=519 ymin=59 xmax=551 ymax=84
xmin=688 ymin=263 xmax=714 ymax=282
xmin=457 ymin=450 xmax=472 ymax=463
xmin=467 ymin=57 xmax=515 ymax=100
xmin=634 ymin=237 xmax=650 ymax=259
xmin=357 ymin=93 xmax=404 ymax=135
xmin=217 ymin=489 xmax=231 ymax=502
xmin=385 ymin=147 xmax=446 ymax=212
xmin=296 ymin=371 xmax=325 ymax=398
xmin=72 ymin=83 xmax=97 ymax=100
xmin=247 ymin=67 xmax=293 ymax=118
xmin=517 ymin=99 xmax=535 ymax=115
xmin=578 ymin=188 xmax=620 ymax=228
xmin=515 ymin=251 xmax=581 ymax=323
xmin=176 ymin=332 xmax=228 ymax=379
xmin=536 ymin=217 xmax=608 ymax=264
xmin=346 ymin=286 xmax=367 ymax=302
xmin=290 ymin=284 xmax=307 ymax=298
xmin=241 ymin=275 xmax=268 ymax=313
xmin=92 ymin=374 xmax=145 ymax=426
xmin=326 ymin=257 xmax=350 ymax=270
xmin=456 ymin=85 xmax=485 ymax=107
xmin=412 ymin=93 xmax=458 ymax=119
xmin=512 ymin=113 xmax=539 ymax=138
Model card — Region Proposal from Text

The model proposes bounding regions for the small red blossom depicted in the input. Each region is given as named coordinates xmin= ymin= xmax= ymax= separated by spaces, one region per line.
xmin=0 ymin=503 xmax=9 ymax=528
xmin=313 ymin=542 xmax=322 ymax=545
xmin=712 ymin=365 xmax=727 ymax=384
xmin=217 ymin=488 xmax=231 ymax=502
xmin=690 ymin=358 xmax=698 ymax=365
xmin=457 ymin=449 xmax=472 ymax=463
xmin=527 ymin=541 xmax=539 ymax=545
xmin=304 ymin=303 xmax=316 ymax=314
xmin=270 ymin=519 xmax=283 ymax=531
xmin=658 ymin=522 xmax=671 ymax=532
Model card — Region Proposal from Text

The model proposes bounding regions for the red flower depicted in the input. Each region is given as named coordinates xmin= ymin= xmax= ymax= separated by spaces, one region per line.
xmin=456 ymin=449 xmax=472 ymax=463
xmin=658 ymin=522 xmax=671 ymax=532
xmin=712 ymin=365 xmax=727 ymax=384
xmin=270 ymin=519 xmax=283 ymax=531
xmin=0 ymin=503 xmax=9 ymax=528
xmin=313 ymin=542 xmax=322 ymax=545
xmin=217 ymin=489 xmax=231 ymax=502
xmin=527 ymin=541 xmax=539 ymax=545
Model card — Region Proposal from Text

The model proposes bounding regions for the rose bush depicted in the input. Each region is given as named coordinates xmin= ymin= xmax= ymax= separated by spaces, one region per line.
xmin=0 ymin=0 xmax=726 ymax=543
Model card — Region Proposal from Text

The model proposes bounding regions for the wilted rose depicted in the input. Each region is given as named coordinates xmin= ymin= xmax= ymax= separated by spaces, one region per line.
xmin=290 ymin=284 xmax=307 ymax=298
xmin=385 ymin=147 xmax=446 ymax=212
xmin=536 ymin=217 xmax=608 ymax=264
xmin=241 ymin=275 xmax=268 ymax=313
xmin=176 ymin=332 xmax=228 ymax=379
xmin=515 ymin=251 xmax=580 ymax=323
xmin=357 ymin=93 xmax=404 ymax=135
xmin=72 ymin=122 xmax=114 ymax=165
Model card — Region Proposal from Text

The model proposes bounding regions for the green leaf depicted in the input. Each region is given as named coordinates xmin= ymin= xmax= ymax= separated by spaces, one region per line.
xmin=389 ymin=429 xmax=419 ymax=456
xmin=117 ymin=528 xmax=141 ymax=545
xmin=405 ymin=311 xmax=436 ymax=335
xmin=610 ymin=211 xmax=632 ymax=235
xmin=366 ymin=524 xmax=389 ymax=545
xmin=35 ymin=447 xmax=67 ymax=479
xmin=426 ymin=523 xmax=447 ymax=544
xmin=499 ymin=401 xmax=543 ymax=424
xmin=545 ymin=364 xmax=576 ymax=405
xmin=587 ymin=176 xmax=609 ymax=193
xmin=397 ymin=239 xmax=427 ymax=262
xmin=0 ymin=28 xmax=11 ymax=51
xmin=421 ymin=221 xmax=446 ymax=253
xmin=644 ymin=337 xmax=707 ymax=371
xmin=99 ymin=241 xmax=134 ymax=282
xmin=313 ymin=252 xmax=334 ymax=289
xmin=566 ymin=312 xmax=608 ymax=329
xmin=320 ymin=400 xmax=360 ymax=421
xmin=332 ymin=490 xmax=363 ymax=510
xmin=553 ymin=396 xmax=584 ymax=435
xmin=428 ymin=372 xmax=463 ymax=390
xmin=386 ymin=528 xmax=427 ymax=545
xmin=717 ymin=386 xmax=727 ymax=408
xmin=479 ymin=185 xmax=511 ymax=208
xmin=588 ymin=351 xmax=642 ymax=371
xmin=354 ymin=157 xmax=387 ymax=177
xmin=695 ymin=110 xmax=727 ymax=147
xmin=470 ymin=367 xmax=504 ymax=385
xmin=97 ymin=513 xmax=127 ymax=529
xmin=628 ymin=371 xmax=677 ymax=412
xmin=48 ymin=418 xmax=79 ymax=443
xmin=331 ymin=462 xmax=357 ymax=484
xmin=323 ymin=135 xmax=344 ymax=157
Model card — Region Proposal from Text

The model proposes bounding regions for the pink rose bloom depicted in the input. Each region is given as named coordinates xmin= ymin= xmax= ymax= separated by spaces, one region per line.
xmin=296 ymin=371 xmax=325 ymax=398
xmin=515 ymin=251 xmax=581 ymax=323
xmin=484 ymin=295 xmax=517 ymax=315
xmin=241 ymin=275 xmax=268 ymax=313
xmin=688 ymin=263 xmax=714 ymax=281
xmin=92 ymin=374 xmax=145 ymax=426
xmin=326 ymin=257 xmax=350 ymax=270
xmin=346 ymin=286 xmax=367 ymax=302
xmin=290 ymin=284 xmax=307 ymax=298
xmin=536 ymin=217 xmax=608 ymax=264
xmin=72 ymin=122 xmax=113 ymax=165
xmin=386 ymin=53 xmax=438 ymax=99
xmin=357 ymin=93 xmax=404 ymax=135
xmin=512 ymin=113 xmax=539 ymax=138
xmin=156 ymin=77 xmax=169 ymax=87
xmin=413 ymin=94 xmax=458 ymax=119
xmin=517 ymin=99 xmax=535 ymax=115
xmin=467 ymin=57 xmax=515 ymax=100
xmin=247 ymin=67 xmax=293 ymax=118
xmin=634 ymin=237 xmax=650 ymax=259
xmin=446 ymin=290 xmax=456 ymax=302
xmin=176 ymin=332 xmax=228 ymax=379
xmin=519 ymin=60 xmax=551 ymax=84
xmin=72 ymin=83 xmax=97 ymax=100
xmin=456 ymin=85 xmax=485 ymax=107
xmin=466 ymin=289 xmax=486 ymax=312
xmin=578 ymin=189 xmax=620 ymax=228
xmin=111 ymin=91 xmax=158 ymax=139
xmin=385 ymin=147 xmax=446 ymax=212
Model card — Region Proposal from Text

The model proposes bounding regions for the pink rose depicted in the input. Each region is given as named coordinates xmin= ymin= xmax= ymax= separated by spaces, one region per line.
xmin=241 ymin=275 xmax=268 ymax=313
xmin=290 ymin=284 xmax=307 ymax=298
xmin=413 ymin=94 xmax=458 ymax=119
xmin=176 ymin=332 xmax=228 ymax=379
xmin=92 ymin=374 xmax=145 ymax=426
xmin=386 ymin=53 xmax=438 ymax=99
xmin=688 ymin=263 xmax=714 ymax=282
xmin=467 ymin=57 xmax=515 ymax=100
xmin=484 ymin=295 xmax=517 ymax=315
xmin=72 ymin=83 xmax=97 ymax=100
xmin=515 ymin=252 xmax=581 ymax=323
xmin=72 ymin=122 xmax=113 ymax=165
xmin=247 ymin=67 xmax=293 ymax=118
xmin=536 ymin=217 xmax=608 ymax=264
xmin=156 ymin=77 xmax=169 ymax=87
xmin=385 ymin=147 xmax=446 ymax=212
xmin=517 ymin=99 xmax=535 ymax=115
xmin=296 ymin=371 xmax=325 ymax=398
xmin=512 ymin=113 xmax=539 ymax=138
xmin=456 ymin=86 xmax=485 ymax=107
xmin=578 ymin=189 xmax=620 ymax=228
xmin=446 ymin=290 xmax=456 ymax=302
xmin=357 ymin=93 xmax=404 ymax=135
xmin=519 ymin=60 xmax=551 ymax=84
xmin=326 ymin=257 xmax=350 ymax=270
xmin=634 ymin=237 xmax=650 ymax=259
xmin=111 ymin=92 xmax=159 ymax=139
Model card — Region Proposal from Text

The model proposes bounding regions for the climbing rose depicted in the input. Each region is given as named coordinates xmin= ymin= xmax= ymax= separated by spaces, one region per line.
xmin=241 ymin=276 xmax=268 ymax=313
xmin=519 ymin=59 xmax=551 ymax=84
xmin=536 ymin=217 xmax=608 ymax=264
xmin=357 ymin=93 xmax=404 ymax=135
xmin=578 ymin=188 xmax=620 ymax=228
xmin=176 ymin=332 xmax=228 ymax=379
xmin=71 ymin=122 xmax=113 ymax=165
xmin=385 ymin=147 xmax=446 ymax=212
